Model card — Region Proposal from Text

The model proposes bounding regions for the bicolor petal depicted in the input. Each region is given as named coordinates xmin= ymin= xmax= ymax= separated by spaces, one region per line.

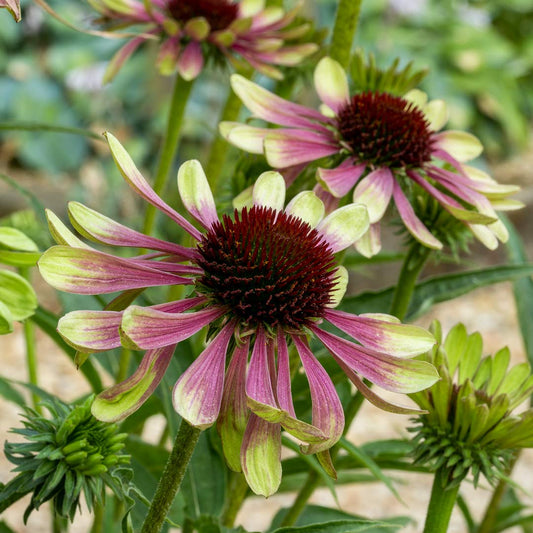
xmin=285 ymin=191 xmax=325 ymax=229
xmin=46 ymin=209 xmax=91 ymax=249
xmin=219 ymin=122 xmax=267 ymax=154
xmin=0 ymin=0 xmax=21 ymax=21
xmin=177 ymin=160 xmax=218 ymax=229
xmin=313 ymin=57 xmax=349 ymax=113
xmin=317 ymin=161 xmax=366 ymax=198
xmin=355 ymin=223 xmax=382 ymax=258
xmin=316 ymin=204 xmax=370 ymax=253
xmin=352 ymin=167 xmax=394 ymax=224
xmin=177 ymin=41 xmax=204 ymax=80
xmin=173 ymin=322 xmax=234 ymax=429
xmin=91 ymin=345 xmax=176 ymax=422
xmin=434 ymin=131 xmax=483 ymax=162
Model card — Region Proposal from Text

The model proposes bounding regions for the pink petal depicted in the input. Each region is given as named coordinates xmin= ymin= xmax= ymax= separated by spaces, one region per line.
xmin=392 ymin=181 xmax=443 ymax=250
xmin=264 ymin=130 xmax=339 ymax=168
xmin=173 ymin=321 xmax=235 ymax=428
xmin=217 ymin=336 xmax=251 ymax=472
xmin=311 ymin=326 xmax=439 ymax=394
xmin=292 ymin=334 xmax=344 ymax=454
xmin=104 ymin=133 xmax=202 ymax=240
xmin=38 ymin=246 xmax=190 ymax=295
xmin=352 ymin=167 xmax=394 ymax=224
xmin=120 ymin=305 xmax=226 ymax=350
xmin=104 ymin=36 xmax=147 ymax=83
xmin=317 ymin=160 xmax=366 ymax=198
xmin=177 ymin=41 xmax=204 ymax=80
xmin=91 ymin=345 xmax=175 ymax=422
xmin=276 ymin=330 xmax=296 ymax=417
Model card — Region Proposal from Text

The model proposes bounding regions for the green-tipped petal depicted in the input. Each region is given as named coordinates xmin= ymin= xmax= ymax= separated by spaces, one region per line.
xmin=313 ymin=57 xmax=349 ymax=113
xmin=285 ymin=191 xmax=325 ymax=228
xmin=46 ymin=209 xmax=91 ymax=249
xmin=404 ymin=89 xmax=428 ymax=109
xmin=436 ymin=131 xmax=483 ymax=162
xmin=219 ymin=122 xmax=267 ymax=154
xmin=327 ymin=266 xmax=348 ymax=308
xmin=252 ymin=171 xmax=286 ymax=211
xmin=317 ymin=204 xmax=370 ymax=253
xmin=0 ymin=227 xmax=38 ymax=252
xmin=424 ymin=99 xmax=448 ymax=131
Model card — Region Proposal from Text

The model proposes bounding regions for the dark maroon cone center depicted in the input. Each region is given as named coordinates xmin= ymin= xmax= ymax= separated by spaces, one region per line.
xmin=337 ymin=91 xmax=434 ymax=169
xmin=167 ymin=0 xmax=239 ymax=31
xmin=196 ymin=206 xmax=338 ymax=329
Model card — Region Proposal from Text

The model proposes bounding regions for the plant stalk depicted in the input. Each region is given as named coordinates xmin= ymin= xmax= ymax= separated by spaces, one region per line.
xmin=329 ymin=0 xmax=363 ymax=69
xmin=422 ymin=468 xmax=460 ymax=533
xmin=140 ymin=419 xmax=202 ymax=533
xmin=221 ymin=471 xmax=250 ymax=527
xmin=143 ymin=76 xmax=195 ymax=237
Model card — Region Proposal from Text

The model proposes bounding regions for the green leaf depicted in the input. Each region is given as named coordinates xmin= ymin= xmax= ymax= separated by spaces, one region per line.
xmin=0 ymin=520 xmax=18 ymax=533
xmin=0 ymin=270 xmax=37 ymax=321
xmin=503 ymin=215 xmax=533 ymax=368
xmin=0 ymin=376 xmax=26 ymax=407
xmin=0 ymin=250 xmax=41 ymax=267
xmin=0 ymin=121 xmax=103 ymax=141
xmin=339 ymin=264 xmax=533 ymax=319
xmin=0 ymin=299 xmax=13 ymax=334
xmin=271 ymin=517 xmax=411 ymax=533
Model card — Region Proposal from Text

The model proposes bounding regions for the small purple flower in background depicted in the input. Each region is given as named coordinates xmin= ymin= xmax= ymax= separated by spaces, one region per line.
xmin=221 ymin=57 xmax=522 ymax=257
xmin=0 ymin=0 xmax=21 ymax=21
xmin=38 ymin=133 xmax=438 ymax=496
xmin=88 ymin=0 xmax=318 ymax=81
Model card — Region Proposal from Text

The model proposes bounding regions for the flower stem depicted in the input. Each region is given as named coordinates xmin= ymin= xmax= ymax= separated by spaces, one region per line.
xmin=329 ymin=0 xmax=363 ymax=69
xmin=389 ymin=243 xmax=432 ymax=321
xmin=142 ymin=76 xmax=195 ymax=237
xmin=115 ymin=348 xmax=132 ymax=384
xmin=205 ymin=70 xmax=251 ymax=192
xmin=423 ymin=468 xmax=460 ymax=533
xmin=221 ymin=471 xmax=250 ymax=527
xmin=141 ymin=419 xmax=201 ymax=533
xmin=20 ymin=267 xmax=41 ymax=414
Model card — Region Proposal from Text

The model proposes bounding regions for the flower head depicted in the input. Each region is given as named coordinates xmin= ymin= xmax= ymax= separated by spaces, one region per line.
xmin=89 ymin=0 xmax=318 ymax=81
xmin=0 ymin=0 xmax=20 ymax=22
xmin=38 ymin=133 xmax=438 ymax=496
xmin=221 ymin=57 xmax=522 ymax=256
xmin=409 ymin=321 xmax=533 ymax=488
xmin=1 ymin=396 xmax=131 ymax=523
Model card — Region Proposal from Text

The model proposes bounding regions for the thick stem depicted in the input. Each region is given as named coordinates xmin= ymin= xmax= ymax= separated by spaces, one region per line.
xmin=221 ymin=471 xmax=250 ymax=527
xmin=90 ymin=502 xmax=104 ymax=533
xmin=329 ymin=0 xmax=363 ymax=69
xmin=20 ymin=267 xmax=41 ymax=414
xmin=141 ymin=420 xmax=202 ymax=533
xmin=389 ymin=243 xmax=432 ymax=320
xmin=423 ymin=468 xmax=460 ymax=533
xmin=143 ymin=76 xmax=195 ymax=237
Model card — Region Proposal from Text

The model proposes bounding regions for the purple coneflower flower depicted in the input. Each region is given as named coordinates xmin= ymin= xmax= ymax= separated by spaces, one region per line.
xmin=38 ymin=133 xmax=438 ymax=495
xmin=221 ymin=57 xmax=521 ymax=256
xmin=88 ymin=0 xmax=318 ymax=81
xmin=0 ymin=0 xmax=20 ymax=21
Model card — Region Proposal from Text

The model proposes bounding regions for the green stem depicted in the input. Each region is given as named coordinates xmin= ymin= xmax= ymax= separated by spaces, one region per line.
xmin=204 ymin=71 xmax=250 ymax=192
xmin=389 ymin=243 xmax=432 ymax=320
xmin=221 ymin=471 xmax=250 ymax=527
xmin=115 ymin=348 xmax=132 ymax=384
xmin=329 ymin=0 xmax=364 ymax=69
xmin=90 ymin=502 xmax=104 ymax=533
xmin=280 ymin=390 xmax=364 ymax=527
xmin=20 ymin=267 xmax=41 ymax=414
xmin=140 ymin=420 xmax=202 ymax=533
xmin=142 ymin=76 xmax=195 ymax=237
xmin=423 ymin=468 xmax=460 ymax=533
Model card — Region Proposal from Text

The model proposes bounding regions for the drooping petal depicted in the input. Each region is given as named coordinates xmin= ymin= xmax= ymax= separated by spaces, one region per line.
xmin=177 ymin=41 xmax=204 ymax=80
xmin=276 ymin=330 xmax=295 ymax=417
xmin=104 ymin=132 xmax=202 ymax=240
xmin=58 ymin=310 xmax=122 ymax=352
xmin=252 ymin=171 xmax=286 ymax=211
xmin=316 ymin=204 xmax=370 ymax=253
xmin=38 ymin=246 xmax=189 ymax=295
xmin=219 ymin=122 xmax=268 ymax=154
xmin=434 ymin=131 xmax=483 ymax=162
xmin=311 ymin=326 xmax=439 ymax=394
xmin=217 ymin=336 xmax=250 ymax=472
xmin=45 ymin=209 xmax=92 ymax=249
xmin=67 ymin=201 xmax=195 ymax=258
xmin=120 ymin=305 xmax=226 ymax=350
xmin=313 ymin=57 xmax=349 ymax=113
xmin=468 ymin=223 xmax=499 ymax=250
xmin=156 ymin=37 xmax=180 ymax=76
xmin=104 ymin=36 xmax=147 ymax=83
xmin=285 ymin=191 xmax=325 ymax=229
xmin=230 ymin=74 xmax=329 ymax=129
xmin=324 ymin=308 xmax=436 ymax=357
xmin=392 ymin=181 xmax=443 ymax=250
xmin=352 ymin=167 xmax=394 ymax=224
xmin=317 ymin=161 xmax=366 ymax=198
xmin=292 ymin=335 xmax=344 ymax=454
xmin=1 ymin=0 xmax=20 ymax=21
xmin=177 ymin=160 xmax=218 ymax=229
xmin=173 ymin=321 xmax=235 ymax=429
xmin=241 ymin=413 xmax=281 ymax=497
xmin=91 ymin=345 xmax=175 ymax=422
xmin=355 ymin=223 xmax=382 ymax=258
xmin=264 ymin=130 xmax=339 ymax=168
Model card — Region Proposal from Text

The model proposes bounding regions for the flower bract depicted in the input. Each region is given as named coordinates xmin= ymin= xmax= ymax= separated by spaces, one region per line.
xmin=38 ymin=132 xmax=438 ymax=496
xmin=88 ymin=0 xmax=318 ymax=81
xmin=221 ymin=56 xmax=522 ymax=257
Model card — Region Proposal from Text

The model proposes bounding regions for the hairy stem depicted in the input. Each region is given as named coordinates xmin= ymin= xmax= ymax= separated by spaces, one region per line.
xmin=329 ymin=0 xmax=363 ymax=69
xmin=140 ymin=420 xmax=201 ymax=533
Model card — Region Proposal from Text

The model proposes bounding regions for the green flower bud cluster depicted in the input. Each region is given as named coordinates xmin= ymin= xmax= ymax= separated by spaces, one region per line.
xmin=409 ymin=321 xmax=533 ymax=488
xmin=0 ymin=395 xmax=131 ymax=523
